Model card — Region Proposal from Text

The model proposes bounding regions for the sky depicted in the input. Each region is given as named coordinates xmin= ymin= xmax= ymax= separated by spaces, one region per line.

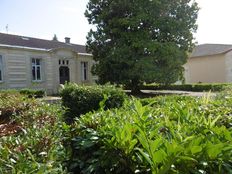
xmin=1 ymin=0 xmax=232 ymax=45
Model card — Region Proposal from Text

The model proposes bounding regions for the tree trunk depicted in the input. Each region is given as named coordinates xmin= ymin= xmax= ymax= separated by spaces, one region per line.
xmin=130 ymin=79 xmax=142 ymax=94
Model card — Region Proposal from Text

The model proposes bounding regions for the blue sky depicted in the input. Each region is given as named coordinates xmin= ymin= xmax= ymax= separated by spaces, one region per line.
xmin=1 ymin=0 xmax=232 ymax=45
xmin=0 ymin=0 xmax=91 ymax=45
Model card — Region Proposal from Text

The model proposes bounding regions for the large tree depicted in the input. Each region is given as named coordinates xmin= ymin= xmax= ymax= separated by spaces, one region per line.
xmin=85 ymin=0 xmax=199 ymax=93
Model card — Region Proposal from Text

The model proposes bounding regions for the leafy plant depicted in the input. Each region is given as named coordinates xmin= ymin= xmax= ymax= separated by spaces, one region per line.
xmin=0 ymin=92 xmax=68 ymax=173
xmin=67 ymin=95 xmax=232 ymax=174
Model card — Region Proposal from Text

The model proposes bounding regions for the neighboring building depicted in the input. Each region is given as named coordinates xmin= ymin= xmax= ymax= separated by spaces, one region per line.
xmin=0 ymin=33 xmax=96 ymax=94
xmin=184 ymin=44 xmax=232 ymax=83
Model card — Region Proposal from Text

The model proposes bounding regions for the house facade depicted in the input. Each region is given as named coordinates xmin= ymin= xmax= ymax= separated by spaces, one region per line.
xmin=0 ymin=33 xmax=96 ymax=94
xmin=184 ymin=44 xmax=232 ymax=83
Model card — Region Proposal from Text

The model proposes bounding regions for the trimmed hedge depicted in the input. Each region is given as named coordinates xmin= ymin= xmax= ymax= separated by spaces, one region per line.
xmin=19 ymin=89 xmax=45 ymax=98
xmin=59 ymin=83 xmax=127 ymax=122
xmin=140 ymin=83 xmax=231 ymax=92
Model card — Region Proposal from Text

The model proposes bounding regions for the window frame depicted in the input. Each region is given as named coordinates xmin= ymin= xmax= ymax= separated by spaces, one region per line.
xmin=31 ymin=58 xmax=42 ymax=82
xmin=81 ymin=61 xmax=88 ymax=81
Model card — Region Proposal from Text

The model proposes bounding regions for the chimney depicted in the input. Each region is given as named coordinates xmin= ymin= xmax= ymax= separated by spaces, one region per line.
xmin=65 ymin=37 xmax=70 ymax=44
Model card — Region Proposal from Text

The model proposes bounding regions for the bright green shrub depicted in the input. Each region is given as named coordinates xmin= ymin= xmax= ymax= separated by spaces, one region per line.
xmin=0 ymin=96 xmax=68 ymax=173
xmin=66 ymin=95 xmax=232 ymax=174
xmin=19 ymin=88 xmax=46 ymax=98
xmin=59 ymin=83 xmax=127 ymax=122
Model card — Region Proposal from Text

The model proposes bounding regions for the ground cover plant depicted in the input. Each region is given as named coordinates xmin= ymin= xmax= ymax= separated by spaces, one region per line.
xmin=66 ymin=93 xmax=232 ymax=173
xmin=0 ymin=91 xmax=68 ymax=173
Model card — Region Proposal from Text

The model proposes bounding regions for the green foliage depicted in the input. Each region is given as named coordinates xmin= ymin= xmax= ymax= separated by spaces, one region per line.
xmin=19 ymin=88 xmax=46 ymax=98
xmin=59 ymin=83 xmax=127 ymax=122
xmin=140 ymin=83 xmax=231 ymax=92
xmin=0 ymin=91 xmax=30 ymax=123
xmin=67 ymin=95 xmax=232 ymax=174
xmin=85 ymin=0 xmax=199 ymax=90
xmin=0 ymin=92 xmax=68 ymax=173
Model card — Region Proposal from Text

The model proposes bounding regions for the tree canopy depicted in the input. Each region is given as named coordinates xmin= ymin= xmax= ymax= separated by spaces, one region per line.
xmin=85 ymin=0 xmax=199 ymax=92
xmin=52 ymin=34 xmax=58 ymax=41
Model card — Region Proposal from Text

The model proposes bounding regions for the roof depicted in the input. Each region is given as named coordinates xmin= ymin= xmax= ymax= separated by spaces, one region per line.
xmin=0 ymin=32 xmax=87 ymax=53
xmin=191 ymin=44 xmax=232 ymax=58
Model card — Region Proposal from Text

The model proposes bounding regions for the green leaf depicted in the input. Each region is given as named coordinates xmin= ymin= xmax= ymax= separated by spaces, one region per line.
xmin=191 ymin=146 xmax=202 ymax=154
xmin=179 ymin=156 xmax=198 ymax=162
xmin=152 ymin=149 xmax=167 ymax=163
xmin=135 ymin=147 xmax=153 ymax=167
xmin=207 ymin=143 xmax=224 ymax=159
xmin=150 ymin=138 xmax=163 ymax=153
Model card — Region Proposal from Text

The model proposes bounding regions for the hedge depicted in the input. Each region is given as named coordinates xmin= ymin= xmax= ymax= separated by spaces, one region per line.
xmin=19 ymin=89 xmax=46 ymax=98
xmin=140 ymin=83 xmax=231 ymax=92
xmin=66 ymin=95 xmax=232 ymax=174
xmin=0 ymin=89 xmax=45 ymax=98
xmin=59 ymin=83 xmax=127 ymax=122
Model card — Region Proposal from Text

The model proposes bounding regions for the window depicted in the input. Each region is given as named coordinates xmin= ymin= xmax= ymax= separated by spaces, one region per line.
xmin=0 ymin=55 xmax=3 ymax=81
xmin=32 ymin=58 xmax=41 ymax=81
xmin=81 ymin=62 xmax=88 ymax=81
xmin=59 ymin=59 xmax=69 ymax=65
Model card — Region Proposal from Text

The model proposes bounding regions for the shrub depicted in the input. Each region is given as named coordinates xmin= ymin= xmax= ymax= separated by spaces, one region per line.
xmin=0 ymin=91 xmax=31 ymax=123
xmin=66 ymin=94 xmax=232 ymax=174
xmin=19 ymin=89 xmax=46 ymax=98
xmin=0 ymin=94 xmax=68 ymax=173
xmin=139 ymin=83 xmax=231 ymax=92
xmin=59 ymin=83 xmax=127 ymax=122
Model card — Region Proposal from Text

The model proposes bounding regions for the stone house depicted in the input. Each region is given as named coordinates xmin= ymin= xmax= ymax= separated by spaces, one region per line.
xmin=0 ymin=33 xmax=96 ymax=94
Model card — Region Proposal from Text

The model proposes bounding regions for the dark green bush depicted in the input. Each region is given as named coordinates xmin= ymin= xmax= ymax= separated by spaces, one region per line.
xmin=138 ymin=83 xmax=231 ymax=92
xmin=19 ymin=89 xmax=45 ymax=98
xmin=59 ymin=83 xmax=127 ymax=122
xmin=66 ymin=94 xmax=232 ymax=174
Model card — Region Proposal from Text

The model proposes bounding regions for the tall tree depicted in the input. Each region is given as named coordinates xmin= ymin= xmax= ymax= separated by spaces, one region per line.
xmin=85 ymin=0 xmax=199 ymax=93
xmin=52 ymin=34 xmax=58 ymax=41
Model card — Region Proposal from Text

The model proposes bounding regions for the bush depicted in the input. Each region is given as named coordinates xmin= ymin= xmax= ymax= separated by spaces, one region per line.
xmin=0 ymin=93 xmax=68 ymax=173
xmin=19 ymin=89 xmax=46 ymax=98
xmin=139 ymin=83 xmax=231 ymax=92
xmin=0 ymin=91 xmax=31 ymax=123
xmin=59 ymin=83 xmax=127 ymax=122
xmin=66 ymin=94 xmax=232 ymax=174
